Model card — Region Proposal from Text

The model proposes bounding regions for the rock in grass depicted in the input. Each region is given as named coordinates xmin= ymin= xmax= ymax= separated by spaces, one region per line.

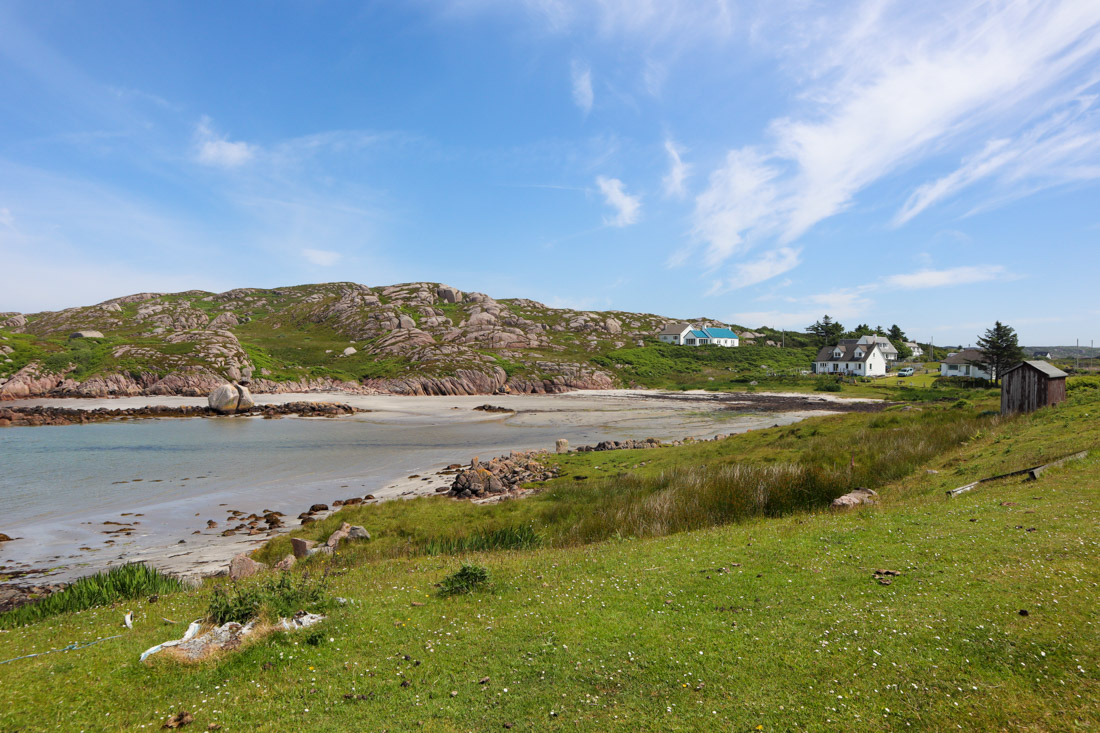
xmin=274 ymin=554 xmax=296 ymax=571
xmin=348 ymin=525 xmax=371 ymax=541
xmin=228 ymin=553 xmax=266 ymax=581
xmin=291 ymin=538 xmax=317 ymax=559
xmin=830 ymin=487 xmax=878 ymax=510
xmin=326 ymin=522 xmax=352 ymax=549
xmin=555 ymin=438 xmax=568 ymax=454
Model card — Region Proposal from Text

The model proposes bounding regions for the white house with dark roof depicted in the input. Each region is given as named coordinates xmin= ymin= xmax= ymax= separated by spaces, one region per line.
xmin=904 ymin=342 xmax=923 ymax=358
xmin=658 ymin=323 xmax=739 ymax=347
xmin=658 ymin=323 xmax=693 ymax=345
xmin=940 ymin=349 xmax=994 ymax=380
xmin=857 ymin=335 xmax=899 ymax=361
xmin=813 ymin=339 xmax=888 ymax=377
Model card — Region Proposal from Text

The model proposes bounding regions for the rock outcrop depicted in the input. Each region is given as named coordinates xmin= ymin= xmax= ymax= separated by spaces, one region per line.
xmin=208 ymin=383 xmax=255 ymax=414
xmin=831 ymin=487 xmax=879 ymax=510
xmin=448 ymin=450 xmax=558 ymax=499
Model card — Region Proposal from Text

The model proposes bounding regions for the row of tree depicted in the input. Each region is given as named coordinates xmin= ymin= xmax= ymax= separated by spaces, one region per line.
xmin=805 ymin=316 xmax=914 ymax=359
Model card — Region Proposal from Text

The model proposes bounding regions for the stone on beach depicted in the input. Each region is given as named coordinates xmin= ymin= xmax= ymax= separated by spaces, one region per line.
xmin=208 ymin=383 xmax=255 ymax=414
xmin=555 ymin=438 xmax=569 ymax=454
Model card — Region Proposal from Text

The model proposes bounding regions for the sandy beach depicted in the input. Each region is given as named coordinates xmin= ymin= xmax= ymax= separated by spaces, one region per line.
xmin=1 ymin=389 xmax=882 ymax=583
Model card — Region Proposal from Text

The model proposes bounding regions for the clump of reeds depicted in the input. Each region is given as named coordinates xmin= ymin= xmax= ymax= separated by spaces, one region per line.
xmin=0 ymin=563 xmax=187 ymax=628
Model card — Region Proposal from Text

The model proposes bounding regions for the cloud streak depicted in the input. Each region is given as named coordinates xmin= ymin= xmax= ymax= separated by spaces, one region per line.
xmin=595 ymin=175 xmax=640 ymax=226
xmin=692 ymin=1 xmax=1100 ymax=289
xmin=662 ymin=139 xmax=690 ymax=198
xmin=195 ymin=116 xmax=256 ymax=168
xmin=571 ymin=60 xmax=593 ymax=114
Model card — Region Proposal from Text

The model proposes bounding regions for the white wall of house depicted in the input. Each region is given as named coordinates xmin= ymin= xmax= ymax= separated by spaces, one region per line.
xmin=815 ymin=346 xmax=886 ymax=377
xmin=940 ymin=362 xmax=993 ymax=380
xmin=658 ymin=327 xmax=692 ymax=345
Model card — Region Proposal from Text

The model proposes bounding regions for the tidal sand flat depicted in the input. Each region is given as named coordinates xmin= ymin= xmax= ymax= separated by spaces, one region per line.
xmin=0 ymin=390 xmax=870 ymax=582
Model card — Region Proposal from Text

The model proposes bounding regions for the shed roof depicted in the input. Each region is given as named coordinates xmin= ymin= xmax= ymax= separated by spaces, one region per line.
xmin=1003 ymin=360 xmax=1068 ymax=379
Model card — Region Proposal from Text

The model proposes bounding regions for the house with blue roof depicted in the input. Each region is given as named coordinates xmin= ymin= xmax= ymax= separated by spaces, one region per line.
xmin=657 ymin=323 xmax=739 ymax=347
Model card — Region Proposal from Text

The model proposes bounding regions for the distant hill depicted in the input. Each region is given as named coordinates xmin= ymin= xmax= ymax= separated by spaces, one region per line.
xmin=1023 ymin=346 xmax=1100 ymax=359
xmin=1 ymin=281 xmax=789 ymax=399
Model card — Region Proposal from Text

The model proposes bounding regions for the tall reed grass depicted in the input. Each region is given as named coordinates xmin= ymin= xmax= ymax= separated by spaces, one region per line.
xmin=0 ymin=563 xmax=186 ymax=629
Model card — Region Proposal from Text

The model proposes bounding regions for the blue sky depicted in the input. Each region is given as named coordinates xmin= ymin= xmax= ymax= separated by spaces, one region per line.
xmin=1 ymin=1 xmax=1098 ymax=346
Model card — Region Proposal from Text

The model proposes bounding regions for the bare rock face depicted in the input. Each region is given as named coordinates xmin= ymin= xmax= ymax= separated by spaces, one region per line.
xmin=228 ymin=552 xmax=266 ymax=581
xmin=208 ymin=383 xmax=255 ymax=414
xmin=831 ymin=487 xmax=879 ymax=510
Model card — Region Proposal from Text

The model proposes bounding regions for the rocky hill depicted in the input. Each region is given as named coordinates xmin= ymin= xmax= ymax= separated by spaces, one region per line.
xmin=0 ymin=282 xmax=713 ymax=398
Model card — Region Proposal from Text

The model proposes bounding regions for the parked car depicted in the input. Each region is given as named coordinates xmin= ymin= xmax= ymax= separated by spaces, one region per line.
xmin=898 ymin=367 xmax=915 ymax=377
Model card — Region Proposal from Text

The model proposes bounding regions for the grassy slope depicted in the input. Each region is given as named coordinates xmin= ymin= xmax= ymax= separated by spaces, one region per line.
xmin=2 ymin=392 xmax=1098 ymax=731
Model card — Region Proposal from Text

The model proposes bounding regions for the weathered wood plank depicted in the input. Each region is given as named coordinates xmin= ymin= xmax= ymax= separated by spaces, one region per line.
xmin=1028 ymin=451 xmax=1088 ymax=480
xmin=946 ymin=450 xmax=1090 ymax=497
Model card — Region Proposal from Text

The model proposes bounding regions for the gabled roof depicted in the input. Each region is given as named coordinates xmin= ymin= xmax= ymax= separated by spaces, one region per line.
xmin=943 ymin=348 xmax=987 ymax=365
xmin=815 ymin=342 xmax=879 ymax=363
xmin=1003 ymin=360 xmax=1068 ymax=379
xmin=701 ymin=327 xmax=738 ymax=339
xmin=658 ymin=322 xmax=691 ymax=336
xmin=690 ymin=329 xmax=708 ymax=338
xmin=858 ymin=335 xmax=898 ymax=354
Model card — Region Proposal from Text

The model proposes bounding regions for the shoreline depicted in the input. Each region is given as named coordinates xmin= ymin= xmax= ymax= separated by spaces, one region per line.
xmin=0 ymin=390 xmax=886 ymax=591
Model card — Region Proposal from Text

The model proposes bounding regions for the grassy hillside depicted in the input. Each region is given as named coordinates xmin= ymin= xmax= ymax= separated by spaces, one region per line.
xmin=2 ymin=384 xmax=1098 ymax=730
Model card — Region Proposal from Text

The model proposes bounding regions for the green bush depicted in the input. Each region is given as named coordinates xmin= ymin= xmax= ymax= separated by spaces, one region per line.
xmin=206 ymin=573 xmax=328 ymax=625
xmin=439 ymin=564 xmax=492 ymax=597
xmin=814 ymin=378 xmax=842 ymax=392
xmin=0 ymin=563 xmax=187 ymax=628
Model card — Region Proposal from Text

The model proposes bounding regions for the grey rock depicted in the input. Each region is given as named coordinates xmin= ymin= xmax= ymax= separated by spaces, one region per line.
xmin=291 ymin=538 xmax=317 ymax=558
xmin=830 ymin=487 xmax=879 ymax=510
xmin=208 ymin=383 xmax=255 ymax=414
xmin=555 ymin=438 xmax=569 ymax=454
xmin=348 ymin=525 xmax=371 ymax=541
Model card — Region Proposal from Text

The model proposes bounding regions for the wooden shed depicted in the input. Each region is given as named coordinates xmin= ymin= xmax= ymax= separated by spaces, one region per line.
xmin=1000 ymin=360 xmax=1068 ymax=415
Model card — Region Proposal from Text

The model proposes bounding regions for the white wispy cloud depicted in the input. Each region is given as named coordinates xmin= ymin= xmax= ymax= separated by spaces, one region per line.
xmin=0 ymin=207 xmax=13 ymax=228
xmin=692 ymin=1 xmax=1100 ymax=289
xmin=595 ymin=175 xmax=640 ymax=226
xmin=195 ymin=116 xmax=256 ymax=168
xmin=707 ymin=247 xmax=800 ymax=294
xmin=302 ymin=248 xmax=342 ymax=266
xmin=571 ymin=60 xmax=593 ymax=114
xmin=662 ymin=139 xmax=690 ymax=198
xmin=883 ymin=265 xmax=1009 ymax=290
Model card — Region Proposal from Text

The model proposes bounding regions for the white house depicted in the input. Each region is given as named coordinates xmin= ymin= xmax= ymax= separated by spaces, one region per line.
xmin=857 ymin=335 xmax=899 ymax=361
xmin=904 ymin=342 xmax=923 ymax=358
xmin=658 ymin=323 xmax=693 ymax=345
xmin=658 ymin=323 xmax=739 ymax=347
xmin=940 ymin=349 xmax=994 ymax=380
xmin=813 ymin=339 xmax=888 ymax=377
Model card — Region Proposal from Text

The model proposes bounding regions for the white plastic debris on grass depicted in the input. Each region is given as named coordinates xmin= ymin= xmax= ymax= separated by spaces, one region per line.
xmin=139 ymin=620 xmax=202 ymax=662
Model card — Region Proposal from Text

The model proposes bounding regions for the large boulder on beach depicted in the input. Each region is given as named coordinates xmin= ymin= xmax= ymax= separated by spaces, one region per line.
xmin=208 ymin=383 xmax=255 ymax=414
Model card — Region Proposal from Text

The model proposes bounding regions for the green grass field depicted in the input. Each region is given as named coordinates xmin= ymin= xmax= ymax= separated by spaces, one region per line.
xmin=2 ymin=387 xmax=1098 ymax=731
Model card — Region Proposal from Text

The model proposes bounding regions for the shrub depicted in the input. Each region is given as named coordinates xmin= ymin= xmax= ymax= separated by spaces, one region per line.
xmin=0 ymin=563 xmax=186 ymax=628
xmin=439 ymin=564 xmax=492 ymax=597
xmin=206 ymin=573 xmax=328 ymax=625
xmin=814 ymin=378 xmax=842 ymax=392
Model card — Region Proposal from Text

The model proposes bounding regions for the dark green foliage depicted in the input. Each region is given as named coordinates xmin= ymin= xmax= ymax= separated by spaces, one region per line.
xmin=976 ymin=321 xmax=1026 ymax=385
xmin=438 ymin=564 xmax=492 ymax=597
xmin=807 ymin=315 xmax=844 ymax=347
xmin=0 ymin=563 xmax=186 ymax=628
xmin=206 ymin=573 xmax=328 ymax=625
xmin=814 ymin=378 xmax=842 ymax=392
